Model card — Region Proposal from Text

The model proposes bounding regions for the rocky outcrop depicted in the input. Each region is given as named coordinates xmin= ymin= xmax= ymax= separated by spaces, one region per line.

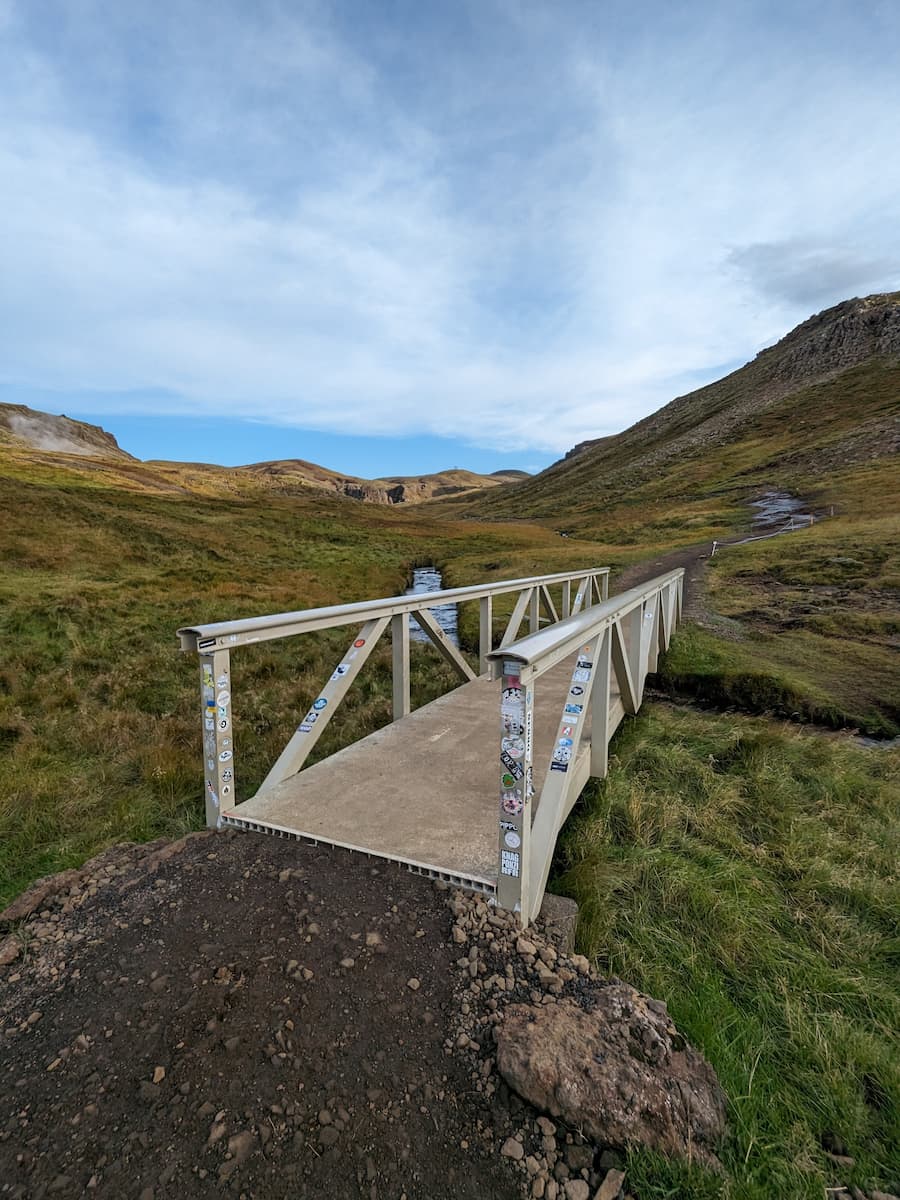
xmin=494 ymin=990 xmax=727 ymax=1169
xmin=0 ymin=403 xmax=135 ymax=460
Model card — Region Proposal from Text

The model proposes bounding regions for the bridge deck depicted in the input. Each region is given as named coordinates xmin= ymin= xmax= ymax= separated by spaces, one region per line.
xmin=224 ymin=653 xmax=624 ymax=891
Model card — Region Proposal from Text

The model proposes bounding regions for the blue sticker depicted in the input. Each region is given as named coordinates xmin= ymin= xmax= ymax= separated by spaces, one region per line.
xmin=313 ymin=698 xmax=327 ymax=711
xmin=564 ymin=703 xmax=583 ymax=715
xmin=558 ymin=737 xmax=573 ymax=747
xmin=550 ymin=761 xmax=568 ymax=773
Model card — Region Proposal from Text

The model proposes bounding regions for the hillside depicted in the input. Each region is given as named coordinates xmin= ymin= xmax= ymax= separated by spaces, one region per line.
xmin=455 ymin=292 xmax=900 ymax=535
xmin=0 ymin=402 xmax=527 ymax=505
xmin=0 ymin=403 xmax=136 ymax=460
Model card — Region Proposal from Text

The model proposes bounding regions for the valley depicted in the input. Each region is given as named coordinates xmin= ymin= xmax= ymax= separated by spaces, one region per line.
xmin=0 ymin=293 xmax=897 ymax=1200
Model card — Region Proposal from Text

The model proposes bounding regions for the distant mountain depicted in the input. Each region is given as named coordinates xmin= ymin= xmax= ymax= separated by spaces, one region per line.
xmin=0 ymin=403 xmax=527 ymax=504
xmin=458 ymin=292 xmax=900 ymax=524
xmin=234 ymin=460 xmax=529 ymax=504
xmin=0 ymin=403 xmax=135 ymax=460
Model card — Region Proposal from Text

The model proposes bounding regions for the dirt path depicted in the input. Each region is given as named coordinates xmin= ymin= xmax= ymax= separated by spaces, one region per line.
xmin=0 ymin=832 xmax=530 ymax=1200
xmin=611 ymin=542 xmax=710 ymax=625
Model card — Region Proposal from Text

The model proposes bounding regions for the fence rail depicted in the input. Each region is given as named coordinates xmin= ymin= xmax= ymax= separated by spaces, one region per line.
xmin=487 ymin=568 xmax=684 ymax=922
xmin=177 ymin=567 xmax=611 ymax=829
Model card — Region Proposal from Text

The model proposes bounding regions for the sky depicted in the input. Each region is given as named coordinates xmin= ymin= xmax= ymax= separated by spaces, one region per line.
xmin=1 ymin=0 xmax=898 ymax=476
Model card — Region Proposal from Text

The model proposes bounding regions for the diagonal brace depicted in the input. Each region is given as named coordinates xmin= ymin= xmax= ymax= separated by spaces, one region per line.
xmin=256 ymin=615 xmax=390 ymax=793
xmin=411 ymin=608 xmax=477 ymax=681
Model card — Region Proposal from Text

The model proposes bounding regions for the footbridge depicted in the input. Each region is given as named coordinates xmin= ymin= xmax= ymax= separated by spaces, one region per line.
xmin=177 ymin=566 xmax=683 ymax=924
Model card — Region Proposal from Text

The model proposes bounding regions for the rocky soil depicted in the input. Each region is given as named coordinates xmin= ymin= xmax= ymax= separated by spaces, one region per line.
xmin=0 ymin=830 xmax=726 ymax=1200
xmin=1 ymin=830 xmax=895 ymax=1200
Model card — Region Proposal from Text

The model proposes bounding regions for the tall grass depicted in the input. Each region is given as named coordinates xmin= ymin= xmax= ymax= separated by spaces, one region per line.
xmin=554 ymin=705 xmax=900 ymax=1199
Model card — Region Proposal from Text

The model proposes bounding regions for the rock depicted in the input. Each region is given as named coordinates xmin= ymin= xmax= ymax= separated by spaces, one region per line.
xmin=0 ymin=869 xmax=81 ymax=923
xmin=0 ymin=936 xmax=20 ymax=967
xmin=564 ymin=1181 xmax=590 ymax=1200
xmin=536 ymin=1117 xmax=556 ymax=1137
xmin=407 ymin=978 xmax=420 ymax=991
xmin=501 ymin=1136 xmax=525 ymax=1161
xmin=340 ymin=957 xmax=355 ymax=969
xmin=226 ymin=1130 xmax=256 ymax=1163
xmin=318 ymin=1109 xmax=332 ymax=1125
xmin=365 ymin=931 xmax=382 ymax=947
xmin=152 ymin=1066 xmax=166 ymax=1084
xmin=516 ymin=937 xmax=537 ymax=958
xmin=538 ymin=893 xmax=579 ymax=954
xmin=594 ymin=1168 xmax=626 ymax=1200
xmin=494 ymin=989 xmax=727 ymax=1167
xmin=319 ymin=1126 xmax=340 ymax=1146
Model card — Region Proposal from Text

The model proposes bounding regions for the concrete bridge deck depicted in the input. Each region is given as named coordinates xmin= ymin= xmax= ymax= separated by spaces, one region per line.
xmin=224 ymin=654 xmax=625 ymax=891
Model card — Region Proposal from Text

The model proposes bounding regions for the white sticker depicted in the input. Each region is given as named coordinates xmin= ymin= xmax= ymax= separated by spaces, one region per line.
xmin=504 ymin=830 xmax=521 ymax=850
xmin=500 ymin=850 xmax=520 ymax=877
xmin=218 ymin=750 xmax=233 ymax=761
xmin=501 ymin=736 xmax=525 ymax=760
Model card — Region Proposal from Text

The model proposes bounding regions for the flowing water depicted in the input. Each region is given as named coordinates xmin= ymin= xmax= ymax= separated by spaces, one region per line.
xmin=750 ymin=491 xmax=812 ymax=529
xmin=404 ymin=566 xmax=460 ymax=647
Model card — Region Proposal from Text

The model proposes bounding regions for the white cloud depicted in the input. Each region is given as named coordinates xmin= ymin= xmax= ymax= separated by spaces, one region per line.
xmin=1 ymin=0 xmax=899 ymax=456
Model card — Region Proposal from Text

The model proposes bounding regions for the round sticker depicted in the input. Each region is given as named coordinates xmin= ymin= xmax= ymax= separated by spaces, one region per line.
xmin=354 ymin=639 xmax=366 ymax=648
xmin=216 ymin=691 xmax=230 ymax=707
xmin=552 ymin=745 xmax=572 ymax=765
xmin=504 ymin=830 xmax=521 ymax=850
xmin=501 ymin=790 xmax=524 ymax=815
xmin=501 ymin=772 xmax=516 ymax=789
xmin=558 ymin=737 xmax=573 ymax=747
xmin=218 ymin=750 xmax=233 ymax=762
xmin=313 ymin=698 xmax=327 ymax=711
xmin=570 ymin=685 xmax=584 ymax=697
xmin=501 ymin=736 xmax=525 ymax=760
xmin=502 ymin=717 xmax=525 ymax=737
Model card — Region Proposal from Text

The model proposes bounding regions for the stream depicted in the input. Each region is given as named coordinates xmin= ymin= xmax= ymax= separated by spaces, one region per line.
xmin=750 ymin=491 xmax=812 ymax=529
xmin=404 ymin=566 xmax=460 ymax=647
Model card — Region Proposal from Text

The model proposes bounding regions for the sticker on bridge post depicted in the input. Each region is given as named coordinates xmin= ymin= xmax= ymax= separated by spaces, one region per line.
xmin=497 ymin=671 xmax=534 ymax=914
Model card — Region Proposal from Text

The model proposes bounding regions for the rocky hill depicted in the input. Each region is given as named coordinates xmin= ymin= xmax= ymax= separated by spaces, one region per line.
xmin=0 ymin=403 xmax=135 ymax=460
xmin=236 ymin=460 xmax=528 ymax=504
xmin=455 ymin=292 xmax=900 ymax=526
xmin=0 ymin=402 xmax=528 ymax=504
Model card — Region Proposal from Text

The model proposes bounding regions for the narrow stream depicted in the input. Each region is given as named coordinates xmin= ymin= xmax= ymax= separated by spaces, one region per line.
xmin=404 ymin=566 xmax=460 ymax=647
xmin=750 ymin=491 xmax=812 ymax=529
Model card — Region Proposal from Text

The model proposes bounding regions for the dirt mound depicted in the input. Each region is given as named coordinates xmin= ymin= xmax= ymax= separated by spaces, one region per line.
xmin=0 ymin=832 xmax=523 ymax=1200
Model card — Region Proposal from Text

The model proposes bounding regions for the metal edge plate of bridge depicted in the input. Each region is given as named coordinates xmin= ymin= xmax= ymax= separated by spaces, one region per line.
xmin=176 ymin=566 xmax=683 ymax=926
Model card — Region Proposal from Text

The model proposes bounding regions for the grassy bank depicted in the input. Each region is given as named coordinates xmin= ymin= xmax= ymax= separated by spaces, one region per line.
xmin=554 ymin=704 xmax=900 ymax=1199
xmin=656 ymin=512 xmax=900 ymax=736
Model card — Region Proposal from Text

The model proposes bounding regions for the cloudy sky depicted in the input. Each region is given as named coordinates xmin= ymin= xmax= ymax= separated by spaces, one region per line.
xmin=1 ymin=0 xmax=898 ymax=474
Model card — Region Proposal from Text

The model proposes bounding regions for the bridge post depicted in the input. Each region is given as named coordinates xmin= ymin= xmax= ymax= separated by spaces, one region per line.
xmin=479 ymin=596 xmax=493 ymax=675
xmin=590 ymin=628 xmax=612 ymax=779
xmin=392 ymin=613 xmax=410 ymax=719
xmin=198 ymin=647 xmax=234 ymax=828
xmin=496 ymin=662 xmax=534 ymax=918
xmin=561 ymin=580 xmax=571 ymax=618
xmin=529 ymin=589 xmax=540 ymax=634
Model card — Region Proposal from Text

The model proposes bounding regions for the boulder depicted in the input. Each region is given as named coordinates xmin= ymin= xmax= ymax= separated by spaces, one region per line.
xmin=494 ymin=986 xmax=726 ymax=1168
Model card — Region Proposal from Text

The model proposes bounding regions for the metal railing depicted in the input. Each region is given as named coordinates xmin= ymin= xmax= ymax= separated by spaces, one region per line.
xmin=711 ymin=514 xmax=817 ymax=556
xmin=487 ymin=568 xmax=684 ymax=923
xmin=177 ymin=567 xmax=610 ymax=828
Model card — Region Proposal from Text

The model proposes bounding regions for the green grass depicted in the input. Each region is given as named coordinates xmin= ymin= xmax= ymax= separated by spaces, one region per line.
xmin=655 ymin=513 xmax=900 ymax=737
xmin=554 ymin=704 xmax=900 ymax=1199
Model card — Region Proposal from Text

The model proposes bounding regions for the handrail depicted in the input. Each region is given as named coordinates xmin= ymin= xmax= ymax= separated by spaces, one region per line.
xmin=177 ymin=567 xmax=609 ymax=651
xmin=488 ymin=569 xmax=685 ymax=674
xmin=178 ymin=565 xmax=611 ymax=831
xmin=486 ymin=567 xmax=685 ymax=922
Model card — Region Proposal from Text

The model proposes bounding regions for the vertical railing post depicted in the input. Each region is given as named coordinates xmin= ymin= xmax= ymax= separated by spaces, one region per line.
xmin=561 ymin=580 xmax=572 ymax=618
xmin=199 ymin=647 xmax=233 ymax=828
xmin=590 ymin=627 xmax=612 ymax=779
xmin=479 ymin=596 xmax=493 ymax=675
xmin=528 ymin=588 xmax=540 ymax=633
xmin=392 ymin=613 xmax=410 ymax=720
xmin=600 ymin=572 xmax=609 ymax=600
xmin=497 ymin=662 xmax=534 ymax=919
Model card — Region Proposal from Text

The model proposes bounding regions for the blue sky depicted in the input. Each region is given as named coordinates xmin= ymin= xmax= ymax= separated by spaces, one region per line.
xmin=1 ymin=0 xmax=898 ymax=474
